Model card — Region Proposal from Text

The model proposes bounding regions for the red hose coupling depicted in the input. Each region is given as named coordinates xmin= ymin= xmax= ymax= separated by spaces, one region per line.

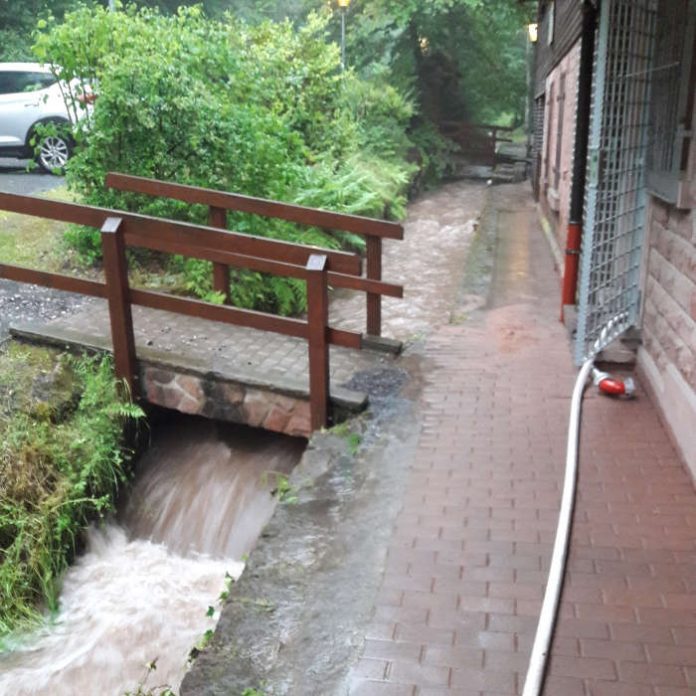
xmin=592 ymin=370 xmax=635 ymax=398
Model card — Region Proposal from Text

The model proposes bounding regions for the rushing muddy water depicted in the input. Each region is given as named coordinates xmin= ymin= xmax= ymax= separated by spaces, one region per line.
xmin=0 ymin=416 xmax=304 ymax=696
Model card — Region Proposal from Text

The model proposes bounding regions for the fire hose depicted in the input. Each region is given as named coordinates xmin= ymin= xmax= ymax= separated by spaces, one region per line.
xmin=521 ymin=318 xmax=633 ymax=696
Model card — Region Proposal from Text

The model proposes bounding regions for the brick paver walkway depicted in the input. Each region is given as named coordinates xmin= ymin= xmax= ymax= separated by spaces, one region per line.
xmin=348 ymin=185 xmax=696 ymax=696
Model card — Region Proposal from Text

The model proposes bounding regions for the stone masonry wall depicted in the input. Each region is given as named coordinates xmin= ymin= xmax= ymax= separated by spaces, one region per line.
xmin=540 ymin=39 xmax=580 ymax=251
xmin=640 ymin=197 xmax=696 ymax=475
xmin=639 ymin=91 xmax=696 ymax=477
xmin=141 ymin=365 xmax=311 ymax=438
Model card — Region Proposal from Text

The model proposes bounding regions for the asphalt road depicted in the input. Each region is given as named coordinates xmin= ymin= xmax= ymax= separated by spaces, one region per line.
xmin=0 ymin=157 xmax=82 ymax=342
xmin=0 ymin=157 xmax=65 ymax=195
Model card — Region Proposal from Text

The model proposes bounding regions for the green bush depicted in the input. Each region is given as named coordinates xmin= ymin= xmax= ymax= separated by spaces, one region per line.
xmin=33 ymin=5 xmax=415 ymax=315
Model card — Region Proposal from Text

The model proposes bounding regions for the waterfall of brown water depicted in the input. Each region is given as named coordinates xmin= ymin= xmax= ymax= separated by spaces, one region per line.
xmin=0 ymin=416 xmax=304 ymax=696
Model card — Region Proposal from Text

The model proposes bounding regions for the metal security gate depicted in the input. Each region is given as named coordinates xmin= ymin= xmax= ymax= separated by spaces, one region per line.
xmin=531 ymin=95 xmax=546 ymax=201
xmin=575 ymin=0 xmax=658 ymax=363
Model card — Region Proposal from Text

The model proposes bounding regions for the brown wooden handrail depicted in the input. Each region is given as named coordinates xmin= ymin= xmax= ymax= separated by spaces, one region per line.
xmin=0 ymin=192 xmax=361 ymax=276
xmin=105 ymin=173 xmax=404 ymax=240
xmin=104 ymin=172 xmax=404 ymax=336
xmin=439 ymin=121 xmax=516 ymax=167
xmin=0 ymin=262 xmax=361 ymax=349
xmin=0 ymin=263 xmax=107 ymax=298
xmin=439 ymin=120 xmax=515 ymax=133
xmin=124 ymin=232 xmax=403 ymax=298
xmin=0 ymin=191 xmax=403 ymax=429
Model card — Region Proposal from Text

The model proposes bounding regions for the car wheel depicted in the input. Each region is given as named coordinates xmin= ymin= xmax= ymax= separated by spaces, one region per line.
xmin=35 ymin=134 xmax=72 ymax=174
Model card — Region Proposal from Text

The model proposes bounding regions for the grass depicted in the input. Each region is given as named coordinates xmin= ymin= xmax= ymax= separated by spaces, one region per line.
xmin=329 ymin=421 xmax=363 ymax=456
xmin=0 ymin=184 xmax=191 ymax=295
xmin=0 ymin=343 xmax=144 ymax=641
xmin=0 ymin=210 xmax=68 ymax=271
xmin=122 ymin=660 xmax=175 ymax=696
xmin=0 ymin=185 xmax=89 ymax=273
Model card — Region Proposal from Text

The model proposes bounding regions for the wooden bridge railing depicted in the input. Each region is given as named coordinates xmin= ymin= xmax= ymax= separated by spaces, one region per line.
xmin=0 ymin=188 xmax=404 ymax=431
xmin=439 ymin=121 xmax=515 ymax=167
xmin=105 ymin=172 xmax=404 ymax=338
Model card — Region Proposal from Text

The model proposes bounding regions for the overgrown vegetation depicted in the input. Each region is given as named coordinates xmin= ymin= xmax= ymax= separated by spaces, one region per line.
xmin=0 ymin=345 xmax=144 ymax=638
xmin=3 ymin=0 xmax=532 ymax=310
xmin=343 ymin=0 xmax=534 ymax=126
xmin=31 ymin=4 xmax=416 ymax=313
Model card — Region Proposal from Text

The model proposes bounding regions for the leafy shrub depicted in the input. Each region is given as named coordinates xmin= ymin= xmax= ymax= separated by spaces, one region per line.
xmin=407 ymin=119 xmax=456 ymax=192
xmin=33 ymin=5 xmax=415 ymax=315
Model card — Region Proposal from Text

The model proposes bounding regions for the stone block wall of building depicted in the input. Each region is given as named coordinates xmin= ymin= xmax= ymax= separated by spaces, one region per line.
xmin=639 ymin=192 xmax=696 ymax=477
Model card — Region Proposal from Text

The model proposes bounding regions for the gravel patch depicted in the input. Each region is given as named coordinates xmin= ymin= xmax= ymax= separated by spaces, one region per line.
xmin=0 ymin=281 xmax=89 ymax=343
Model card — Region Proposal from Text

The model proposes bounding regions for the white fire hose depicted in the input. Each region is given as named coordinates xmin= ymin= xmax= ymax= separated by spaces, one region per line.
xmin=521 ymin=317 xmax=633 ymax=696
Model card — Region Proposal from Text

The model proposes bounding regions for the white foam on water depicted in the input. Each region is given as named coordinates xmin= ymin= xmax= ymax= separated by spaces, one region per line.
xmin=0 ymin=418 xmax=304 ymax=696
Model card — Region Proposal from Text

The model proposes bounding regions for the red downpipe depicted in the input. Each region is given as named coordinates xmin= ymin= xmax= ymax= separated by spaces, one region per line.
xmin=559 ymin=1 xmax=597 ymax=323
xmin=560 ymin=222 xmax=582 ymax=320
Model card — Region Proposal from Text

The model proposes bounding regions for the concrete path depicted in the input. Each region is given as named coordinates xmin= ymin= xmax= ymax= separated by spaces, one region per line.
xmin=347 ymin=184 xmax=696 ymax=696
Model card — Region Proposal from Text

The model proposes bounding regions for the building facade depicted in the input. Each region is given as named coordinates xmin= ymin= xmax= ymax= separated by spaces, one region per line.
xmin=531 ymin=0 xmax=696 ymax=475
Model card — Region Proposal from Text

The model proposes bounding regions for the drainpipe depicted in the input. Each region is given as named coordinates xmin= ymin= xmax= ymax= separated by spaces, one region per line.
xmin=561 ymin=0 xmax=598 ymax=321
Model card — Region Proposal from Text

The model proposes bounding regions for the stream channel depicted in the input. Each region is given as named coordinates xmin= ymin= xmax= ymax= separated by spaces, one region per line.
xmin=0 ymin=413 xmax=305 ymax=695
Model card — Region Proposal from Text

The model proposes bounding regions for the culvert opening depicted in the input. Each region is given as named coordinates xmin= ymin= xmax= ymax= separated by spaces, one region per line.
xmin=0 ymin=411 xmax=306 ymax=695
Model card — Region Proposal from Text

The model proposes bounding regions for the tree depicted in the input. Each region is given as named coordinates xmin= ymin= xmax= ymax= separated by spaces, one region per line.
xmin=0 ymin=0 xmax=75 ymax=60
xmin=33 ymin=5 xmax=415 ymax=312
xmin=342 ymin=0 xmax=535 ymax=125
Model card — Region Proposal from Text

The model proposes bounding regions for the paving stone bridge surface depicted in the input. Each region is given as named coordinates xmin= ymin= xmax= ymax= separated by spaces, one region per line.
xmin=11 ymin=180 xmax=486 ymax=438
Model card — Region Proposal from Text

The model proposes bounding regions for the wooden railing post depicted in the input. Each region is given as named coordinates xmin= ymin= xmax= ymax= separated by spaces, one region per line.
xmin=208 ymin=206 xmax=231 ymax=304
xmin=306 ymin=253 xmax=330 ymax=430
xmin=366 ymin=235 xmax=382 ymax=337
xmin=100 ymin=216 xmax=138 ymax=398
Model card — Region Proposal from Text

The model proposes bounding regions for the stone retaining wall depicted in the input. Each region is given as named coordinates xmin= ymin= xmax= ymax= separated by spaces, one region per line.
xmin=8 ymin=324 xmax=368 ymax=440
xmin=141 ymin=366 xmax=312 ymax=438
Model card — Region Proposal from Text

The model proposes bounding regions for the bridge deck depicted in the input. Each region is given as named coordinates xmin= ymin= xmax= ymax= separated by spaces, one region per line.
xmin=7 ymin=180 xmax=487 ymax=436
xmin=11 ymin=298 xmax=385 ymax=437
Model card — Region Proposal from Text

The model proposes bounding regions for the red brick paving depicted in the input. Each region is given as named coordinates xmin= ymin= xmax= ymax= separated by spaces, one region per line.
xmin=348 ymin=185 xmax=696 ymax=696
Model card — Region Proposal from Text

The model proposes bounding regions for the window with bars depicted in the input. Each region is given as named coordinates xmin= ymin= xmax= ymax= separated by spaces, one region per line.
xmin=545 ymin=82 xmax=555 ymax=189
xmin=553 ymin=72 xmax=566 ymax=191
xmin=645 ymin=0 xmax=696 ymax=207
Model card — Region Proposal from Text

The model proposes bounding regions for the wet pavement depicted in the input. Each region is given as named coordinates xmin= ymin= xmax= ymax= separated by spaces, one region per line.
xmin=331 ymin=180 xmax=487 ymax=339
xmin=182 ymin=181 xmax=696 ymax=696
xmin=345 ymin=185 xmax=696 ymax=696
xmin=20 ymin=180 xmax=488 ymax=402
xmin=4 ymin=172 xmax=695 ymax=695
xmin=0 ymin=158 xmax=64 ymax=195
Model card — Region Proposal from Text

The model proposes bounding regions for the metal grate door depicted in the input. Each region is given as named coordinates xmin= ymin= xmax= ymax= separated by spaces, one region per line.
xmin=575 ymin=0 xmax=658 ymax=363
xmin=531 ymin=95 xmax=546 ymax=201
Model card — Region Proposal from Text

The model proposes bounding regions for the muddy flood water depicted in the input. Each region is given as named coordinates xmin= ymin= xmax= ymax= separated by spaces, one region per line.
xmin=0 ymin=416 xmax=305 ymax=696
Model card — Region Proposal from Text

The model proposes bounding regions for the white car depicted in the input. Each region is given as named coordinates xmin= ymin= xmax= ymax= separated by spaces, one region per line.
xmin=0 ymin=62 xmax=88 ymax=173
